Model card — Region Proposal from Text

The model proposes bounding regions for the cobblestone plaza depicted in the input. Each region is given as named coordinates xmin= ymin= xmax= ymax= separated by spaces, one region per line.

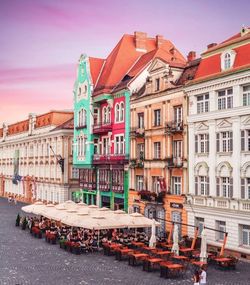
xmin=0 ymin=198 xmax=249 ymax=285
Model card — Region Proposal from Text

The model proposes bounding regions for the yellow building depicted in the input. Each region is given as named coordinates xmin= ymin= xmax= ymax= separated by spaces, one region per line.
xmin=129 ymin=56 xmax=199 ymax=238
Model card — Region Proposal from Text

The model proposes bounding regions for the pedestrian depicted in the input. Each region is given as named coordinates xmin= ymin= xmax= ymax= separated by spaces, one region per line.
xmin=192 ymin=270 xmax=200 ymax=285
xmin=200 ymin=266 xmax=207 ymax=284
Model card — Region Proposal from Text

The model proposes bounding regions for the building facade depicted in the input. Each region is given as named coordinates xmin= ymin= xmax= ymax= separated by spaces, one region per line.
xmin=185 ymin=27 xmax=250 ymax=256
xmin=0 ymin=111 xmax=78 ymax=203
xmin=73 ymin=32 xmax=186 ymax=211
xmin=128 ymin=55 xmax=199 ymax=237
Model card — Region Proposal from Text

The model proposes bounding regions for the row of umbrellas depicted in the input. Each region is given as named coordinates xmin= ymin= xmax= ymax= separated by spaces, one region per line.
xmin=22 ymin=201 xmax=207 ymax=260
xmin=21 ymin=201 xmax=161 ymax=230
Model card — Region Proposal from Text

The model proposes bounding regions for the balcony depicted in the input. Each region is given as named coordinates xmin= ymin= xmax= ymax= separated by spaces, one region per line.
xmin=165 ymin=121 xmax=183 ymax=134
xmin=93 ymin=121 xmax=112 ymax=134
xmin=166 ymin=156 xmax=183 ymax=168
xmin=130 ymin=159 xmax=144 ymax=168
xmin=75 ymin=123 xmax=87 ymax=130
xmin=93 ymin=154 xmax=129 ymax=165
xmin=79 ymin=181 xmax=97 ymax=191
xmin=138 ymin=190 xmax=165 ymax=203
xmin=112 ymin=185 xmax=124 ymax=194
xmin=99 ymin=182 xmax=110 ymax=192
xmin=130 ymin=127 xmax=145 ymax=138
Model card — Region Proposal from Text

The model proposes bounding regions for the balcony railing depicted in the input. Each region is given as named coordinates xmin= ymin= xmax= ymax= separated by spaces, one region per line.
xmin=130 ymin=158 xmax=144 ymax=168
xmin=99 ymin=182 xmax=110 ymax=192
xmin=112 ymin=185 xmax=124 ymax=194
xmin=93 ymin=121 xmax=112 ymax=134
xmin=138 ymin=190 xmax=165 ymax=203
xmin=76 ymin=124 xmax=87 ymax=130
xmin=79 ymin=182 xmax=97 ymax=191
xmin=93 ymin=154 xmax=129 ymax=165
xmin=165 ymin=121 xmax=183 ymax=134
xmin=130 ymin=127 xmax=145 ymax=137
xmin=166 ymin=156 xmax=183 ymax=168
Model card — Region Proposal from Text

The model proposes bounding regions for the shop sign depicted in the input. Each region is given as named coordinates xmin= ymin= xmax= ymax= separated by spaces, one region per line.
xmin=170 ymin=202 xmax=183 ymax=209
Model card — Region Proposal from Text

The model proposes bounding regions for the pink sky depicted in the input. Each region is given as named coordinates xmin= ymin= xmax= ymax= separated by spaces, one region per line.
xmin=0 ymin=0 xmax=249 ymax=124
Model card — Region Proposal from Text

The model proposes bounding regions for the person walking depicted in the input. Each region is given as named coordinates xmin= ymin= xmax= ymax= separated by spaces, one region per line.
xmin=192 ymin=270 xmax=200 ymax=285
xmin=200 ymin=266 xmax=207 ymax=285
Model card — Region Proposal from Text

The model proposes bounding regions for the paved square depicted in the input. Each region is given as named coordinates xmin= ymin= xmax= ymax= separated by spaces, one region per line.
xmin=0 ymin=198 xmax=249 ymax=285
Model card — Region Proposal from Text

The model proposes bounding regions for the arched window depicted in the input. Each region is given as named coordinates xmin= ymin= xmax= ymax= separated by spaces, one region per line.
xmin=120 ymin=102 xmax=124 ymax=121
xmin=83 ymin=109 xmax=87 ymax=126
xmin=224 ymin=53 xmax=231 ymax=69
xmin=115 ymin=103 xmax=120 ymax=122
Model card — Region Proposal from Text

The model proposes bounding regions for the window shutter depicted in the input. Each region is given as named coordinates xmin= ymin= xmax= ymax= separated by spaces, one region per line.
xmin=216 ymin=177 xmax=220 ymax=196
xmin=206 ymin=176 xmax=210 ymax=196
xmin=216 ymin=133 xmax=220 ymax=152
xmin=195 ymin=135 xmax=198 ymax=153
xmin=229 ymin=178 xmax=233 ymax=198
xmin=229 ymin=132 xmax=233 ymax=152
xmin=206 ymin=134 xmax=209 ymax=153
xmin=195 ymin=176 xmax=198 ymax=195
xmin=241 ymin=131 xmax=245 ymax=151
xmin=241 ymin=178 xmax=245 ymax=199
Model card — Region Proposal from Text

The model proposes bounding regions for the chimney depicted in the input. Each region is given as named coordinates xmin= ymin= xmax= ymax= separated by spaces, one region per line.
xmin=134 ymin=31 xmax=147 ymax=51
xmin=207 ymin=43 xmax=217 ymax=49
xmin=187 ymin=51 xmax=196 ymax=62
xmin=156 ymin=35 xmax=164 ymax=48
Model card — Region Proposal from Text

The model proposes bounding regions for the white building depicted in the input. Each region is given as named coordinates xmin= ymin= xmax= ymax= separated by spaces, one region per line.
xmin=0 ymin=111 xmax=79 ymax=204
xmin=185 ymin=27 xmax=250 ymax=257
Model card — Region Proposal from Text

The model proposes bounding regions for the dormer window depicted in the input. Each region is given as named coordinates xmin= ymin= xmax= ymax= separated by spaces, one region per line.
xmin=221 ymin=50 xmax=236 ymax=71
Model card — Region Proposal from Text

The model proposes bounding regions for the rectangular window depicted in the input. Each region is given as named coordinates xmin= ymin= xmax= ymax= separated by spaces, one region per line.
xmin=216 ymin=221 xmax=226 ymax=241
xmin=196 ymin=134 xmax=209 ymax=153
xmin=137 ymin=112 xmax=144 ymax=128
xmin=243 ymin=85 xmax=250 ymax=106
xmin=152 ymin=176 xmax=160 ymax=193
xmin=218 ymin=88 xmax=233 ymax=110
xmin=173 ymin=140 xmax=182 ymax=158
xmin=195 ymin=217 xmax=204 ymax=235
xmin=103 ymin=137 xmax=110 ymax=155
xmin=242 ymin=225 xmax=250 ymax=246
xmin=136 ymin=143 xmax=145 ymax=160
xmin=153 ymin=142 xmax=161 ymax=159
xmin=136 ymin=175 xmax=144 ymax=191
xmin=174 ymin=106 xmax=182 ymax=123
xmin=72 ymin=168 xmax=79 ymax=179
xmin=114 ymin=135 xmax=124 ymax=155
xmin=154 ymin=109 xmax=161 ymax=126
xmin=155 ymin=78 xmax=160 ymax=91
xmin=217 ymin=132 xmax=233 ymax=152
xmin=197 ymin=93 xmax=209 ymax=113
xmin=172 ymin=176 xmax=181 ymax=195
xmin=222 ymin=177 xmax=230 ymax=198
xmin=241 ymin=130 xmax=250 ymax=151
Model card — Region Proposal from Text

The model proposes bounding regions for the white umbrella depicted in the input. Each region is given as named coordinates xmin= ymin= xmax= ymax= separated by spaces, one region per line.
xmin=149 ymin=219 xmax=157 ymax=248
xmin=171 ymin=224 xmax=179 ymax=255
xmin=21 ymin=201 xmax=46 ymax=215
xmin=55 ymin=200 xmax=77 ymax=210
xmin=200 ymin=228 xmax=207 ymax=262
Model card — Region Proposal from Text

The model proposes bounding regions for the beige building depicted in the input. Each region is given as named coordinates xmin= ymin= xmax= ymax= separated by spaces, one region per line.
xmin=0 ymin=111 xmax=79 ymax=203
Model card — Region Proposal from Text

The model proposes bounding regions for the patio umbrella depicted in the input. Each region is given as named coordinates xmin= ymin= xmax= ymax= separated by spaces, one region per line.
xmin=149 ymin=219 xmax=157 ymax=248
xmin=55 ymin=200 xmax=77 ymax=210
xmin=200 ymin=228 xmax=207 ymax=262
xmin=171 ymin=224 xmax=179 ymax=255
xmin=21 ymin=201 xmax=46 ymax=216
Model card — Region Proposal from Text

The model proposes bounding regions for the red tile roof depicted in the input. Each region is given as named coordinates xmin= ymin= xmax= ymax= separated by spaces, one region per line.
xmin=193 ymin=29 xmax=250 ymax=82
xmin=90 ymin=33 xmax=186 ymax=95
xmin=89 ymin=57 xmax=105 ymax=86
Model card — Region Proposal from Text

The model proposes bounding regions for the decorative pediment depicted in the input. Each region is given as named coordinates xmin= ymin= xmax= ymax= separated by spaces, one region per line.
xmin=241 ymin=115 xmax=250 ymax=126
xmin=148 ymin=58 xmax=168 ymax=74
xmin=196 ymin=122 xmax=209 ymax=131
xmin=217 ymin=119 xmax=232 ymax=129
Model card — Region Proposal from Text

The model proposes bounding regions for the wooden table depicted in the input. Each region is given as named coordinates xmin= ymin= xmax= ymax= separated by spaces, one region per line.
xmin=160 ymin=262 xmax=183 ymax=278
xmin=131 ymin=241 xmax=145 ymax=247
xmin=215 ymin=257 xmax=237 ymax=269
xmin=128 ymin=253 xmax=149 ymax=266
xmin=156 ymin=250 xmax=172 ymax=257
xmin=115 ymin=248 xmax=134 ymax=261
xmin=192 ymin=261 xmax=207 ymax=268
xmin=172 ymin=255 xmax=189 ymax=264
xmin=143 ymin=258 xmax=163 ymax=272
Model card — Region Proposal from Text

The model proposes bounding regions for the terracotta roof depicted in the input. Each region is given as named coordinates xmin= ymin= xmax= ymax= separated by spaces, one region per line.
xmin=52 ymin=117 xmax=74 ymax=131
xmin=194 ymin=43 xmax=250 ymax=81
xmin=89 ymin=57 xmax=105 ymax=86
xmin=92 ymin=33 xmax=186 ymax=95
